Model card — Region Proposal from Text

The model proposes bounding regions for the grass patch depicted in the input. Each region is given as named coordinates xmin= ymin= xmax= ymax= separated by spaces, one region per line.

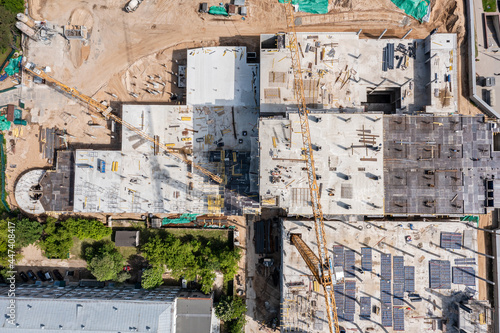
xmin=483 ymin=0 xmax=497 ymax=12
xmin=70 ymin=235 xmax=112 ymax=259
xmin=117 ymin=246 xmax=138 ymax=261
xmin=165 ymin=228 xmax=229 ymax=242
xmin=0 ymin=49 xmax=11 ymax=69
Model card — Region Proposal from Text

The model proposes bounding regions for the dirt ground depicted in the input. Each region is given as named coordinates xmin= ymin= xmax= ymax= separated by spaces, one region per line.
xmin=25 ymin=0 xmax=470 ymax=96
xmin=477 ymin=213 xmax=494 ymax=301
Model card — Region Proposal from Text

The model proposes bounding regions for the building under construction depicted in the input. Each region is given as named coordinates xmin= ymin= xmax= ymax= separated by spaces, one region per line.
xmin=280 ymin=218 xmax=490 ymax=333
xmin=15 ymin=47 xmax=260 ymax=216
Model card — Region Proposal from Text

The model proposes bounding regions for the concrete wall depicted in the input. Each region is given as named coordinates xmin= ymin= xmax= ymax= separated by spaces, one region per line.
xmin=466 ymin=0 xmax=500 ymax=118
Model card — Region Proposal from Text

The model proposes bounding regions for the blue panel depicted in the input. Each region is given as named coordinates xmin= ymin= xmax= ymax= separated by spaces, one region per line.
xmin=361 ymin=247 xmax=372 ymax=272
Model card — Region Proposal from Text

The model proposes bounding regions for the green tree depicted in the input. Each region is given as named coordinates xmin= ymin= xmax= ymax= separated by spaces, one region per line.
xmin=0 ymin=0 xmax=25 ymax=13
xmin=14 ymin=218 xmax=43 ymax=248
xmin=84 ymin=240 xmax=126 ymax=282
xmin=141 ymin=233 xmax=241 ymax=294
xmin=0 ymin=0 xmax=21 ymax=52
xmin=215 ymin=296 xmax=247 ymax=322
xmin=141 ymin=267 xmax=164 ymax=289
xmin=63 ymin=218 xmax=111 ymax=240
xmin=40 ymin=219 xmax=73 ymax=259
xmin=226 ymin=317 xmax=246 ymax=333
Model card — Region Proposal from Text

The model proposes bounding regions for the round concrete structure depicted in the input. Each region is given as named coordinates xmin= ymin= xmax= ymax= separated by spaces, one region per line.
xmin=14 ymin=169 xmax=46 ymax=214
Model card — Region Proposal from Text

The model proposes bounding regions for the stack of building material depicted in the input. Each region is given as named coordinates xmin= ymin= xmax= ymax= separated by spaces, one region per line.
xmin=380 ymin=279 xmax=392 ymax=305
xmin=360 ymin=297 xmax=371 ymax=320
xmin=393 ymin=283 xmax=405 ymax=306
xmin=344 ymin=280 xmax=356 ymax=322
xmin=344 ymin=249 xmax=355 ymax=278
xmin=361 ymin=247 xmax=372 ymax=271
xmin=333 ymin=245 xmax=344 ymax=268
xmin=440 ymin=232 xmax=462 ymax=249
xmin=334 ymin=283 xmax=345 ymax=321
xmin=404 ymin=266 xmax=415 ymax=292
xmin=429 ymin=260 xmax=451 ymax=289
xmin=453 ymin=266 xmax=476 ymax=286
xmin=381 ymin=253 xmax=392 ymax=280
xmin=381 ymin=304 xmax=393 ymax=327
xmin=455 ymin=258 xmax=476 ymax=265
xmin=393 ymin=307 xmax=405 ymax=331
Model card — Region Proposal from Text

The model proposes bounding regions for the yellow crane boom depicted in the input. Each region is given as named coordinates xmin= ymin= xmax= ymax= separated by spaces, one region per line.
xmin=23 ymin=62 xmax=223 ymax=184
xmin=283 ymin=2 xmax=340 ymax=333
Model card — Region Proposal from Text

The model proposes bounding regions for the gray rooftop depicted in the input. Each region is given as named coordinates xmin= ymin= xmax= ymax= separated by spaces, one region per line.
xmin=175 ymin=291 xmax=213 ymax=333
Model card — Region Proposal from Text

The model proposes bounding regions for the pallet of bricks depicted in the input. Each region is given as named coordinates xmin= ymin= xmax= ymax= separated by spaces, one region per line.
xmin=380 ymin=254 xmax=392 ymax=327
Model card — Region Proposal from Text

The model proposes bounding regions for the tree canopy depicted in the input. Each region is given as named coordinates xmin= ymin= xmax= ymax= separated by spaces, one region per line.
xmin=0 ymin=0 xmax=24 ymax=13
xmin=0 ymin=0 xmax=22 ymax=51
xmin=84 ymin=240 xmax=129 ymax=282
xmin=141 ymin=267 xmax=164 ymax=289
xmin=14 ymin=218 xmax=43 ymax=248
xmin=141 ymin=233 xmax=240 ymax=294
xmin=39 ymin=219 xmax=73 ymax=259
xmin=62 ymin=218 xmax=112 ymax=240
xmin=215 ymin=296 xmax=247 ymax=322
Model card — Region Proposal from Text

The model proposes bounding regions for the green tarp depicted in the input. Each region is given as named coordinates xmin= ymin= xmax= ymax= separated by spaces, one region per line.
xmin=390 ymin=0 xmax=430 ymax=22
xmin=208 ymin=6 xmax=229 ymax=16
xmin=4 ymin=56 xmax=21 ymax=76
xmin=162 ymin=213 xmax=199 ymax=225
xmin=0 ymin=116 xmax=10 ymax=131
xmin=278 ymin=0 xmax=328 ymax=14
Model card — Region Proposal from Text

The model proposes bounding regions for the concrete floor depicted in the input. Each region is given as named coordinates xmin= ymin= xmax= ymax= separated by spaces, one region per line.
xmin=281 ymin=218 xmax=482 ymax=333
xmin=259 ymin=32 xmax=457 ymax=115
xmin=259 ymin=113 xmax=384 ymax=215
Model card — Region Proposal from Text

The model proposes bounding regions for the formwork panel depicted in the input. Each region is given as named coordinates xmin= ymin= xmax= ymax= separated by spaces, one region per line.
xmin=361 ymin=247 xmax=372 ymax=272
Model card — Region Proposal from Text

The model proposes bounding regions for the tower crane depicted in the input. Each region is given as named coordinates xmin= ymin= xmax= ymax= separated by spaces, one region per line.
xmin=23 ymin=62 xmax=223 ymax=184
xmin=282 ymin=2 xmax=340 ymax=333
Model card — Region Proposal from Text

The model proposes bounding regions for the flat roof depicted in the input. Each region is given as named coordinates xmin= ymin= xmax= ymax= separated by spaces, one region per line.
xmin=186 ymin=46 xmax=259 ymax=106
xmin=259 ymin=32 xmax=458 ymax=114
xmin=0 ymin=297 xmax=174 ymax=333
xmin=259 ymin=113 xmax=384 ymax=215
xmin=73 ymin=104 xmax=220 ymax=214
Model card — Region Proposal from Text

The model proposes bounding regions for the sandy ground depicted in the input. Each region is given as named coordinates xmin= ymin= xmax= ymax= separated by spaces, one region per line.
xmin=477 ymin=213 xmax=493 ymax=301
xmin=25 ymin=0 xmax=467 ymax=95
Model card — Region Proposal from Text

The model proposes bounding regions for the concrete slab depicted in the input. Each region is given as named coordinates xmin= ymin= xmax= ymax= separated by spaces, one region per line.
xmin=259 ymin=32 xmax=457 ymax=115
xmin=187 ymin=46 xmax=259 ymax=107
xmin=259 ymin=113 xmax=384 ymax=215
xmin=281 ymin=218 xmax=480 ymax=333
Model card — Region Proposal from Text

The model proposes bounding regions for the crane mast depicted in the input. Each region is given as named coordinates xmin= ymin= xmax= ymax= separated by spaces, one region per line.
xmin=283 ymin=2 xmax=340 ymax=333
xmin=23 ymin=62 xmax=223 ymax=184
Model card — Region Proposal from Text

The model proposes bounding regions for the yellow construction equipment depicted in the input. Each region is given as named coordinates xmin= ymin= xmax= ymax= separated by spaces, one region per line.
xmin=283 ymin=2 xmax=340 ymax=333
xmin=23 ymin=62 xmax=222 ymax=183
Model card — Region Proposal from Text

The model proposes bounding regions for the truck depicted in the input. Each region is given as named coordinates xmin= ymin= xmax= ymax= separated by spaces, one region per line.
xmin=125 ymin=0 xmax=143 ymax=12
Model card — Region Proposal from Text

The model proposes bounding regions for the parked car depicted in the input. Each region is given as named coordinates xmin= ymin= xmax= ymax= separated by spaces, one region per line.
xmin=26 ymin=270 xmax=37 ymax=281
xmin=37 ymin=270 xmax=46 ymax=281
xmin=19 ymin=272 xmax=29 ymax=282
xmin=44 ymin=271 xmax=54 ymax=282
xmin=52 ymin=270 xmax=64 ymax=281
